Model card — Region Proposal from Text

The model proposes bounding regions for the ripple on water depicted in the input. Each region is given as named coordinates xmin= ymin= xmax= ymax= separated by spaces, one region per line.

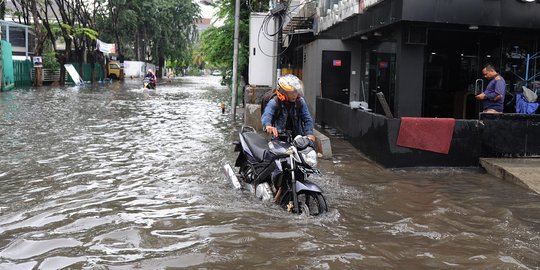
xmin=1 ymin=78 xmax=540 ymax=268
xmin=0 ymin=238 xmax=82 ymax=260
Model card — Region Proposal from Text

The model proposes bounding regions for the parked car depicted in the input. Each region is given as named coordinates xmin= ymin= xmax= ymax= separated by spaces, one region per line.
xmin=212 ymin=70 xmax=222 ymax=76
xmin=107 ymin=61 xmax=122 ymax=79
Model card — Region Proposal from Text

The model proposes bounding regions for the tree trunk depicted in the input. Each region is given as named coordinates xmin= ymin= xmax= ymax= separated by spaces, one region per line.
xmin=91 ymin=50 xmax=96 ymax=83
xmin=158 ymin=56 xmax=165 ymax=78
xmin=30 ymin=0 xmax=45 ymax=86
xmin=34 ymin=67 xmax=43 ymax=87
xmin=134 ymin=29 xmax=140 ymax=61
xmin=60 ymin=39 xmax=71 ymax=86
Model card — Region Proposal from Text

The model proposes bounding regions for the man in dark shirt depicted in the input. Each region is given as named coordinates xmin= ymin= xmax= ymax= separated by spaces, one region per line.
xmin=475 ymin=64 xmax=505 ymax=113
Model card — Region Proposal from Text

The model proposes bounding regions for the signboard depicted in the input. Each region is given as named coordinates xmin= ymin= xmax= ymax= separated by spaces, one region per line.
xmin=97 ymin=39 xmax=117 ymax=54
xmin=333 ymin=59 xmax=342 ymax=67
xmin=360 ymin=0 xmax=384 ymax=13
xmin=33 ymin=56 xmax=43 ymax=67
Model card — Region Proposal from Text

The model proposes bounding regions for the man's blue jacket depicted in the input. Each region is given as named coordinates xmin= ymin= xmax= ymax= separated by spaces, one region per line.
xmin=261 ymin=97 xmax=314 ymax=137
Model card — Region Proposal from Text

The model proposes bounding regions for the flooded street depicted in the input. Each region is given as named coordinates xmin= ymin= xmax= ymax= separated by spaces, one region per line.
xmin=0 ymin=77 xmax=539 ymax=269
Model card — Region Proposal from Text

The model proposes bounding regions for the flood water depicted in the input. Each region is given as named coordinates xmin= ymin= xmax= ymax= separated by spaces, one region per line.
xmin=0 ymin=77 xmax=539 ymax=269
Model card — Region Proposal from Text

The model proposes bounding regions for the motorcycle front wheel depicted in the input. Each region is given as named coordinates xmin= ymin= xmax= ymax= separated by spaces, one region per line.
xmin=280 ymin=191 xmax=327 ymax=216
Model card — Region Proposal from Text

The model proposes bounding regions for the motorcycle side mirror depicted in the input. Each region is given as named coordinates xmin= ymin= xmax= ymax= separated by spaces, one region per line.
xmin=293 ymin=136 xmax=311 ymax=150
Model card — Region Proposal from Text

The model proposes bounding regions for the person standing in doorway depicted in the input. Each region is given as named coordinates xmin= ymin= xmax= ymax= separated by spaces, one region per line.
xmin=475 ymin=64 xmax=506 ymax=113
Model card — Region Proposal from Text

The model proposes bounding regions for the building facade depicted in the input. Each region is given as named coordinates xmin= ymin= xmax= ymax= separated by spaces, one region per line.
xmin=279 ymin=0 xmax=540 ymax=167
xmin=285 ymin=0 xmax=540 ymax=118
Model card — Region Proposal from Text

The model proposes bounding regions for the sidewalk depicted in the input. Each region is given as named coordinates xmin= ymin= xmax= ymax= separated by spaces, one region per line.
xmin=480 ymin=158 xmax=540 ymax=194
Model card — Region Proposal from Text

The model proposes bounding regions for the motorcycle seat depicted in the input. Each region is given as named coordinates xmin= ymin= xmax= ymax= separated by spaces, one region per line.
xmin=241 ymin=132 xmax=269 ymax=162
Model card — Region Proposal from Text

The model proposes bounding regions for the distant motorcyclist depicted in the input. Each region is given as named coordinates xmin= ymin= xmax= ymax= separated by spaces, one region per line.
xmin=144 ymin=68 xmax=157 ymax=89
xmin=261 ymin=74 xmax=315 ymax=141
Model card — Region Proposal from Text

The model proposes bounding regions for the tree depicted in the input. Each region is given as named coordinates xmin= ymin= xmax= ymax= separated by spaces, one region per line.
xmin=97 ymin=0 xmax=200 ymax=77
xmin=8 ymin=0 xmax=200 ymax=83
xmin=199 ymin=0 xmax=267 ymax=84
xmin=9 ymin=0 xmax=101 ymax=85
xmin=9 ymin=0 xmax=49 ymax=86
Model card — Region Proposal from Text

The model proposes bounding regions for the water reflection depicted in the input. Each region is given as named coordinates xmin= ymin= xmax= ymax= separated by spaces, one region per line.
xmin=0 ymin=77 xmax=539 ymax=269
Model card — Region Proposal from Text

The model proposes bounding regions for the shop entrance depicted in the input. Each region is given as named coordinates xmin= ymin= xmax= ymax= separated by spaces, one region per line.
xmin=321 ymin=50 xmax=351 ymax=104
xmin=368 ymin=52 xmax=396 ymax=116
xmin=424 ymin=31 xmax=500 ymax=118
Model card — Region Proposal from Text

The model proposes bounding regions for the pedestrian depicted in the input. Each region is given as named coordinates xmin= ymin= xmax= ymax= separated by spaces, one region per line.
xmin=475 ymin=64 xmax=506 ymax=113
xmin=261 ymin=74 xmax=315 ymax=142
xmin=220 ymin=102 xmax=225 ymax=114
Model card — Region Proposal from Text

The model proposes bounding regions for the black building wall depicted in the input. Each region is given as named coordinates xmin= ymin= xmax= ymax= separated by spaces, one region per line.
xmin=402 ymin=0 xmax=540 ymax=29
xmin=317 ymin=97 xmax=482 ymax=167
xmin=395 ymin=28 xmax=424 ymax=117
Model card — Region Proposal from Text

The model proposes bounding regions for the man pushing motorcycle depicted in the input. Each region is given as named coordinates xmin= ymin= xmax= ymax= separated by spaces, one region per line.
xmin=261 ymin=74 xmax=316 ymax=142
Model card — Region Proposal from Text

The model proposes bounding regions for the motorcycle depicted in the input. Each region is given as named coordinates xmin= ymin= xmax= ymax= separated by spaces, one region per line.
xmin=143 ymin=76 xmax=156 ymax=89
xmin=224 ymin=126 xmax=328 ymax=216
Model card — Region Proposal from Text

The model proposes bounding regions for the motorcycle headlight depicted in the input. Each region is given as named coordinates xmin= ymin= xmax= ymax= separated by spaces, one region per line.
xmin=300 ymin=148 xmax=317 ymax=168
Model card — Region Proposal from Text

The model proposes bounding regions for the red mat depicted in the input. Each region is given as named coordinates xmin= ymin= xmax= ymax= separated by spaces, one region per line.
xmin=396 ymin=117 xmax=456 ymax=154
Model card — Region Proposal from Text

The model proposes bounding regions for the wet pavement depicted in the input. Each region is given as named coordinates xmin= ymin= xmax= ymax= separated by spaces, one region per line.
xmin=480 ymin=158 xmax=540 ymax=194
xmin=0 ymin=77 xmax=539 ymax=269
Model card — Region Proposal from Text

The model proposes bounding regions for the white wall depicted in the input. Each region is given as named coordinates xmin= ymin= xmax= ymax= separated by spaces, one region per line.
xmin=123 ymin=61 xmax=155 ymax=78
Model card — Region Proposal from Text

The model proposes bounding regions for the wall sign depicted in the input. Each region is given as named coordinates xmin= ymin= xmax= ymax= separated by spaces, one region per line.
xmin=33 ymin=56 xmax=43 ymax=67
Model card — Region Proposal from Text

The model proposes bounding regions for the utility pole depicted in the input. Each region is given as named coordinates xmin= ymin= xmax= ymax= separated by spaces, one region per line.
xmin=276 ymin=1 xmax=283 ymax=79
xmin=272 ymin=0 xmax=285 ymax=86
xmin=231 ymin=0 xmax=241 ymax=120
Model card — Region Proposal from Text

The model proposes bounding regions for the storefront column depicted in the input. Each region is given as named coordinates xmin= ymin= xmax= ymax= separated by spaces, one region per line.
xmin=395 ymin=42 xmax=425 ymax=117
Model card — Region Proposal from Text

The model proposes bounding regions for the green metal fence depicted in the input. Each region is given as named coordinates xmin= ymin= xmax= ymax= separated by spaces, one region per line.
xmin=13 ymin=60 xmax=32 ymax=87
xmin=68 ymin=63 xmax=104 ymax=82
xmin=9 ymin=61 xmax=105 ymax=87
xmin=16 ymin=62 xmax=104 ymax=86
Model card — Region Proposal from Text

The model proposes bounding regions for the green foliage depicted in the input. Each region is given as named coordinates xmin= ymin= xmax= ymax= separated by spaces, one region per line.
xmin=59 ymin=23 xmax=98 ymax=41
xmin=42 ymin=40 xmax=59 ymax=69
xmin=199 ymin=0 xmax=268 ymax=84
xmin=187 ymin=68 xmax=202 ymax=76
xmin=96 ymin=0 xmax=201 ymax=65
xmin=9 ymin=0 xmax=260 ymax=82
xmin=43 ymin=50 xmax=60 ymax=70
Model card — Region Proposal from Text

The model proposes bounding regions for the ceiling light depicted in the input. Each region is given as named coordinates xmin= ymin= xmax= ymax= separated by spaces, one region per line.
xmin=469 ymin=25 xmax=479 ymax=30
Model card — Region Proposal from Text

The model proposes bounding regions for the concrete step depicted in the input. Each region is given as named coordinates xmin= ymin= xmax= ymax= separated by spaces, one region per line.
xmin=480 ymin=158 xmax=540 ymax=194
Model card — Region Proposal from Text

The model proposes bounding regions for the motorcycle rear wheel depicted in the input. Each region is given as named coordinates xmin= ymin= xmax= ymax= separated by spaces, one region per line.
xmin=280 ymin=191 xmax=327 ymax=216
xmin=239 ymin=162 xmax=254 ymax=183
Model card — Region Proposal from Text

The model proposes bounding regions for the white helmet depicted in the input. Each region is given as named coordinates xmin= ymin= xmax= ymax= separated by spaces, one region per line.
xmin=277 ymin=74 xmax=304 ymax=94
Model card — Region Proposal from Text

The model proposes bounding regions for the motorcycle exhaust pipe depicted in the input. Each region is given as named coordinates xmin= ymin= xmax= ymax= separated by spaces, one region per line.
xmin=224 ymin=164 xmax=241 ymax=189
